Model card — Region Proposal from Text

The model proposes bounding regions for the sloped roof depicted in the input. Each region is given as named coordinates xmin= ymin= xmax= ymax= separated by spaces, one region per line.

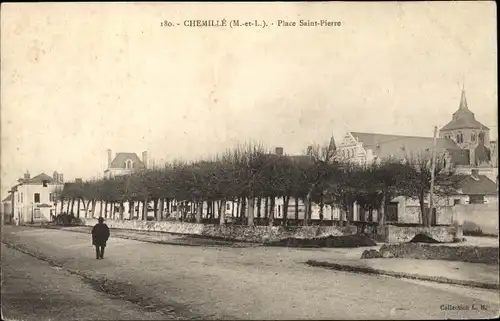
xmin=440 ymin=90 xmax=489 ymax=131
xmin=19 ymin=173 xmax=63 ymax=185
xmin=350 ymin=132 xmax=458 ymax=159
xmin=459 ymin=175 xmax=497 ymax=195
xmin=109 ymin=153 xmax=146 ymax=169
xmin=2 ymin=194 xmax=13 ymax=202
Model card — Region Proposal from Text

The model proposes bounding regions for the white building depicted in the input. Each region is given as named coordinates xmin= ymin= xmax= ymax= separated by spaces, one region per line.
xmin=3 ymin=171 xmax=65 ymax=224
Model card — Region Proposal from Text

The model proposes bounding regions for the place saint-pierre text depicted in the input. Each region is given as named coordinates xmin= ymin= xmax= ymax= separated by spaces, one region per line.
xmin=160 ymin=19 xmax=342 ymax=28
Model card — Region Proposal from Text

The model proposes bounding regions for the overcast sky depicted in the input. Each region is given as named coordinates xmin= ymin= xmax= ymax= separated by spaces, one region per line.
xmin=1 ymin=2 xmax=497 ymax=198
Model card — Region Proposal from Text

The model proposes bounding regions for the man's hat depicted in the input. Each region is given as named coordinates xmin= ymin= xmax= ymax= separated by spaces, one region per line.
xmin=98 ymin=217 xmax=104 ymax=222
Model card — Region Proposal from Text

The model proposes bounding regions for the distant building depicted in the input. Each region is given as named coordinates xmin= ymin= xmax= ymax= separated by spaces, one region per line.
xmin=338 ymin=89 xmax=498 ymax=182
xmin=104 ymin=149 xmax=148 ymax=179
xmin=2 ymin=171 xmax=65 ymax=224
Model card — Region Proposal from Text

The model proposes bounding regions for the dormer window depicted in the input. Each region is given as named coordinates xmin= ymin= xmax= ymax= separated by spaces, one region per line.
xmin=125 ymin=159 xmax=134 ymax=169
xmin=471 ymin=132 xmax=477 ymax=142
xmin=43 ymin=180 xmax=48 ymax=187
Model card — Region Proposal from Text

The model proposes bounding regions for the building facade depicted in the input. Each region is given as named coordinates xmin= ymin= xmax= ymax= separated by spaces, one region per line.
xmin=3 ymin=171 xmax=65 ymax=224
xmin=104 ymin=149 xmax=148 ymax=178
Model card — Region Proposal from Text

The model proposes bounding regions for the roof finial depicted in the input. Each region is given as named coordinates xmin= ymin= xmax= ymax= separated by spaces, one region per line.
xmin=459 ymin=85 xmax=468 ymax=110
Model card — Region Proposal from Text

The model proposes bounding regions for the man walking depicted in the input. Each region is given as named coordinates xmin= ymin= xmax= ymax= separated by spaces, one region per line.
xmin=91 ymin=217 xmax=110 ymax=260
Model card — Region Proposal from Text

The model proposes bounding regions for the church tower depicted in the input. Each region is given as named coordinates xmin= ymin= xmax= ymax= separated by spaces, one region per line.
xmin=439 ymin=88 xmax=490 ymax=164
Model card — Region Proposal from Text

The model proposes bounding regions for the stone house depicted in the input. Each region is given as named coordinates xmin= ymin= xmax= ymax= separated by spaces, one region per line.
xmin=104 ymin=149 xmax=148 ymax=179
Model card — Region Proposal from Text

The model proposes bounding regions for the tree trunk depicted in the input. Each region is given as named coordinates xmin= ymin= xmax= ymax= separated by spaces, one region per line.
xmin=257 ymin=197 xmax=262 ymax=220
xmin=217 ymin=200 xmax=222 ymax=219
xmin=419 ymin=190 xmax=426 ymax=226
xmin=196 ymin=200 xmax=202 ymax=223
xmin=153 ymin=198 xmax=159 ymax=221
xmin=269 ymin=197 xmax=275 ymax=227
xmin=264 ymin=197 xmax=269 ymax=219
xmin=165 ymin=198 xmax=170 ymax=217
xmin=76 ymin=198 xmax=81 ymax=218
xmin=104 ymin=201 xmax=109 ymax=218
xmin=158 ymin=198 xmax=164 ymax=220
xmin=91 ymin=200 xmax=97 ymax=218
xmin=248 ymin=196 xmax=255 ymax=226
xmin=283 ymin=196 xmax=290 ymax=226
xmin=61 ymin=201 xmax=65 ymax=215
xmin=70 ymin=199 xmax=75 ymax=215
xmin=303 ymin=195 xmax=310 ymax=226
xmin=319 ymin=193 xmax=324 ymax=222
xmin=379 ymin=192 xmax=386 ymax=226
xmin=119 ymin=200 xmax=124 ymax=220
xmin=219 ymin=200 xmax=226 ymax=225
xmin=236 ymin=198 xmax=240 ymax=218
xmin=143 ymin=199 xmax=148 ymax=220
xmin=99 ymin=201 xmax=103 ymax=217
xmin=294 ymin=196 xmax=299 ymax=221
xmin=240 ymin=197 xmax=246 ymax=222
xmin=85 ymin=199 xmax=91 ymax=218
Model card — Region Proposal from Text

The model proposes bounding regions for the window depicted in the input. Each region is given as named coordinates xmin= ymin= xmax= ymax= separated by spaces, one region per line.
xmin=226 ymin=203 xmax=231 ymax=211
xmin=456 ymin=132 xmax=464 ymax=143
xmin=454 ymin=199 xmax=461 ymax=205
xmin=34 ymin=193 xmax=40 ymax=203
xmin=49 ymin=193 xmax=54 ymax=202
xmin=386 ymin=202 xmax=398 ymax=222
xmin=278 ymin=205 xmax=281 ymax=216
xmin=471 ymin=132 xmax=477 ymax=142
xmin=469 ymin=195 xmax=485 ymax=204
xmin=43 ymin=180 xmax=48 ymax=187
xmin=34 ymin=209 xmax=41 ymax=219
xmin=21 ymin=192 xmax=23 ymax=203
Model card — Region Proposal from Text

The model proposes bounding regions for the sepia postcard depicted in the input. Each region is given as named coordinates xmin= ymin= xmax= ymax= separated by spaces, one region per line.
xmin=1 ymin=2 xmax=498 ymax=320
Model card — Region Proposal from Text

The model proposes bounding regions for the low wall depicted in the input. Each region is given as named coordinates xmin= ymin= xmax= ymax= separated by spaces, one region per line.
xmin=82 ymin=219 xmax=357 ymax=243
xmin=378 ymin=243 xmax=499 ymax=265
xmin=376 ymin=224 xmax=463 ymax=243
xmin=453 ymin=204 xmax=499 ymax=236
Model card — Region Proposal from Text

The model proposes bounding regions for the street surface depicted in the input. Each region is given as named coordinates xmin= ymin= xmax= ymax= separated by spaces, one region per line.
xmin=2 ymin=226 xmax=499 ymax=320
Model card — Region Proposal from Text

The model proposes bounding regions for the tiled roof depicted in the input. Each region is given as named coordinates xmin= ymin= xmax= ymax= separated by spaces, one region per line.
xmin=109 ymin=153 xmax=146 ymax=169
xmin=458 ymin=175 xmax=497 ymax=195
xmin=350 ymin=132 xmax=458 ymax=159
xmin=440 ymin=90 xmax=489 ymax=131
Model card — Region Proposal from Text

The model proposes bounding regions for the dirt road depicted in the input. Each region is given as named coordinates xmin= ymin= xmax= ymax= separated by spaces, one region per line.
xmin=2 ymin=226 xmax=499 ymax=320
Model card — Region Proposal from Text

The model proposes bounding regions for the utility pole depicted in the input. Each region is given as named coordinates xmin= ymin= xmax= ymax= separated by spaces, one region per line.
xmin=428 ymin=125 xmax=438 ymax=227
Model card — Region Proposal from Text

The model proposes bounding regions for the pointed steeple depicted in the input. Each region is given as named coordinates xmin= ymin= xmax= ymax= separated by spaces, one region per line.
xmin=459 ymin=85 xmax=468 ymax=110
xmin=328 ymin=135 xmax=337 ymax=152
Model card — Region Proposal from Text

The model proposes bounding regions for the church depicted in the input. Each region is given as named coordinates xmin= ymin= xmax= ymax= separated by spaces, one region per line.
xmin=338 ymin=89 xmax=498 ymax=183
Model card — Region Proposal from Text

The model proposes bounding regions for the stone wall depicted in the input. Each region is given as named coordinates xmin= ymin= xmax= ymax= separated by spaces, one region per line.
xmin=82 ymin=219 xmax=357 ymax=243
xmin=378 ymin=243 xmax=499 ymax=265
xmin=453 ymin=203 xmax=499 ymax=236
xmin=376 ymin=224 xmax=463 ymax=243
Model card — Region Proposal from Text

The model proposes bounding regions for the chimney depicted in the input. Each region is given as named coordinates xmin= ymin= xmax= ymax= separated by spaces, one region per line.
xmin=471 ymin=169 xmax=479 ymax=180
xmin=59 ymin=174 xmax=64 ymax=183
xmin=142 ymin=151 xmax=148 ymax=168
xmin=53 ymin=171 xmax=59 ymax=182
xmin=107 ymin=149 xmax=112 ymax=168
xmin=24 ymin=170 xmax=30 ymax=180
xmin=275 ymin=147 xmax=284 ymax=155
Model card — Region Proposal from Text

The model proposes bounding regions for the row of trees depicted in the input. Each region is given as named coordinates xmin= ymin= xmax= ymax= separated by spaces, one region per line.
xmin=56 ymin=143 xmax=464 ymax=227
